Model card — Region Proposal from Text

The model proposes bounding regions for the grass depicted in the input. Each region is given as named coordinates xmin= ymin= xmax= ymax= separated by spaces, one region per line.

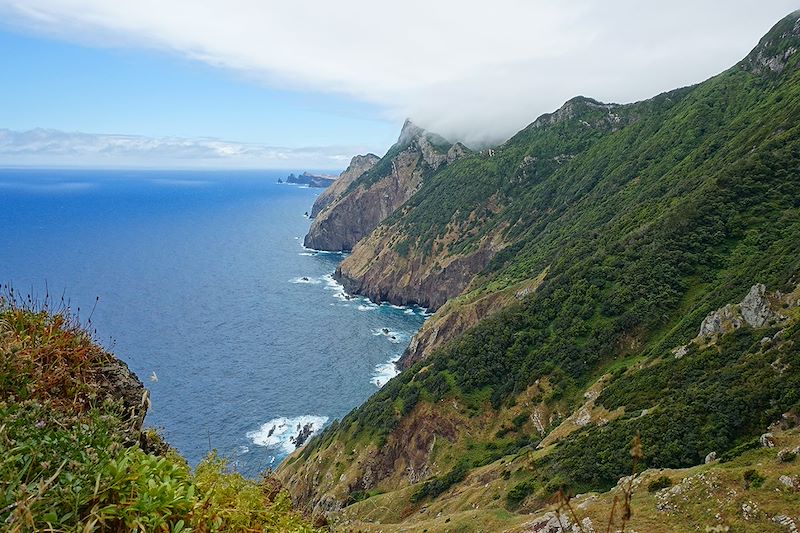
xmin=0 ymin=290 xmax=322 ymax=532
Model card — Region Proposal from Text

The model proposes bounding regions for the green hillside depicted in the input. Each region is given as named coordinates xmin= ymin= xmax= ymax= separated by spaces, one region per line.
xmin=278 ymin=11 xmax=800 ymax=531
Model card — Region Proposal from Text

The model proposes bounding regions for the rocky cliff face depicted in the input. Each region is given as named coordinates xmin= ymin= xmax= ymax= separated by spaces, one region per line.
xmin=334 ymin=225 xmax=501 ymax=310
xmin=400 ymin=270 xmax=548 ymax=368
xmin=303 ymin=121 xmax=460 ymax=251
xmin=309 ymin=153 xmax=379 ymax=218
xmin=741 ymin=10 xmax=800 ymax=75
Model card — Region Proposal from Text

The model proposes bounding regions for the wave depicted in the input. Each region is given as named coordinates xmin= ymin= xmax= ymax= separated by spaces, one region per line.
xmin=246 ymin=415 xmax=329 ymax=453
xmin=372 ymin=328 xmax=405 ymax=343
xmin=289 ymin=276 xmax=322 ymax=284
xmin=371 ymin=355 xmax=401 ymax=388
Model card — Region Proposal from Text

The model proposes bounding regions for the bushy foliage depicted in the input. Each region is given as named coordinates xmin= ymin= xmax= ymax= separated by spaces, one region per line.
xmin=0 ymin=299 xmax=320 ymax=532
xmin=300 ymin=32 xmax=800 ymax=505
xmin=647 ymin=476 xmax=673 ymax=493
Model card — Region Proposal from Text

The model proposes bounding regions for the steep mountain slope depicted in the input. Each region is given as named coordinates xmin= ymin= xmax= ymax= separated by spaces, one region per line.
xmin=304 ymin=120 xmax=468 ymax=251
xmin=278 ymin=12 xmax=800 ymax=530
xmin=309 ymin=153 xmax=379 ymax=218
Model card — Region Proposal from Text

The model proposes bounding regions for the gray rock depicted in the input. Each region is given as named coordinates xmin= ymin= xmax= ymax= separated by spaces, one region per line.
xmin=705 ymin=451 xmax=717 ymax=464
xmin=740 ymin=283 xmax=775 ymax=328
xmin=522 ymin=511 xmax=572 ymax=532
xmin=760 ymin=432 xmax=775 ymax=448
xmin=772 ymin=514 xmax=799 ymax=533
xmin=699 ymin=304 xmax=742 ymax=336
xmin=779 ymin=475 xmax=800 ymax=491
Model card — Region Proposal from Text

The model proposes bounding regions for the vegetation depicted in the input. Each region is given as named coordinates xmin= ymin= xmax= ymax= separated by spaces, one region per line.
xmin=288 ymin=12 xmax=800 ymax=524
xmin=0 ymin=294 xmax=321 ymax=532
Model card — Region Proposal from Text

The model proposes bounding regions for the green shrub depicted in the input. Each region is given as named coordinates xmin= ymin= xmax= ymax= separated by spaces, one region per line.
xmin=743 ymin=469 xmax=766 ymax=489
xmin=647 ymin=475 xmax=673 ymax=492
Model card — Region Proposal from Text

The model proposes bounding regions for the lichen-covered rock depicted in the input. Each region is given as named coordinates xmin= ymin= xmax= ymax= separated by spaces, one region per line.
xmin=779 ymin=475 xmax=800 ymax=491
xmin=740 ymin=283 xmax=776 ymax=328
xmin=698 ymin=283 xmax=786 ymax=338
xmin=522 ymin=511 xmax=572 ymax=532
xmin=699 ymin=303 xmax=743 ymax=337
xmin=705 ymin=451 xmax=717 ymax=464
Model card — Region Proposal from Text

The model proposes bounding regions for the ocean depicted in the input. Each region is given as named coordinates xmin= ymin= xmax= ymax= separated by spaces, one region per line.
xmin=0 ymin=168 xmax=426 ymax=476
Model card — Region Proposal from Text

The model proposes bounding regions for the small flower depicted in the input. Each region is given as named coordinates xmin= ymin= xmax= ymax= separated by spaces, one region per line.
xmin=35 ymin=420 xmax=46 ymax=429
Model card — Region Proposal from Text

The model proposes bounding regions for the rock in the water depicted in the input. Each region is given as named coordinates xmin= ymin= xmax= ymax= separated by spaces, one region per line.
xmin=292 ymin=422 xmax=315 ymax=448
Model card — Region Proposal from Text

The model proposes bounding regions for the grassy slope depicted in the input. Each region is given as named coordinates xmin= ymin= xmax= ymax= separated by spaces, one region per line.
xmin=0 ymin=298 xmax=321 ymax=533
xmin=279 ymin=12 xmax=800 ymax=529
xmin=336 ymin=427 xmax=800 ymax=532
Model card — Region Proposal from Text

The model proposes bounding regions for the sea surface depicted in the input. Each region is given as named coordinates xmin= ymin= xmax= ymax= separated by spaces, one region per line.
xmin=0 ymin=168 xmax=426 ymax=476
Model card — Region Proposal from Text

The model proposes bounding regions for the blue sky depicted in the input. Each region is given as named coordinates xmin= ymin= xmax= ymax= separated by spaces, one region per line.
xmin=0 ymin=1 xmax=797 ymax=168
xmin=0 ymin=29 xmax=397 ymax=148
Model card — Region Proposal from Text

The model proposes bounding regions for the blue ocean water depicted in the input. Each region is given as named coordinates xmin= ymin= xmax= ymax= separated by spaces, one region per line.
xmin=0 ymin=168 xmax=426 ymax=476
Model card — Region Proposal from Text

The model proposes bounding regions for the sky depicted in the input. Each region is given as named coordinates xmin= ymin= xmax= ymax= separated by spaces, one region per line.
xmin=0 ymin=1 xmax=798 ymax=168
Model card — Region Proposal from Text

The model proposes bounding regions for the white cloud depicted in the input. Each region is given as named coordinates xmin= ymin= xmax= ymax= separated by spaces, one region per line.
xmin=0 ymin=128 xmax=361 ymax=168
xmin=0 ymin=1 xmax=797 ymax=145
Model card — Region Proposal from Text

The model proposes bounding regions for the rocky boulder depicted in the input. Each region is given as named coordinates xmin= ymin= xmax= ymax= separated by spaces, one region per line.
xmin=699 ymin=283 xmax=785 ymax=338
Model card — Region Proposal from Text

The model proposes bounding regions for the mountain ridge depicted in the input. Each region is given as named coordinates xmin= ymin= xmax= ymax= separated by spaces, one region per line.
xmin=280 ymin=11 xmax=800 ymax=531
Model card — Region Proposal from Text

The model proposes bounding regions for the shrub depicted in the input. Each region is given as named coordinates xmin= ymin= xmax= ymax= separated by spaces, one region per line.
xmin=743 ymin=469 xmax=766 ymax=489
xmin=647 ymin=475 xmax=673 ymax=492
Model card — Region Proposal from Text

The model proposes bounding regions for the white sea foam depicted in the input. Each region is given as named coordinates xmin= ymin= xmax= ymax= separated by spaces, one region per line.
xmin=289 ymin=276 xmax=321 ymax=284
xmin=357 ymin=304 xmax=378 ymax=311
xmin=372 ymin=328 xmax=405 ymax=343
xmin=371 ymin=355 xmax=401 ymax=388
xmin=404 ymin=309 xmax=415 ymax=315
xmin=322 ymin=274 xmax=351 ymax=302
xmin=298 ymin=252 xmax=317 ymax=256
xmin=247 ymin=415 xmax=329 ymax=453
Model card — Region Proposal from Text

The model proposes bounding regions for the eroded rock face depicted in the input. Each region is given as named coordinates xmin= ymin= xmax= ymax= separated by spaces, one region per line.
xmin=742 ymin=12 xmax=800 ymax=75
xmin=309 ymin=154 xmax=379 ymax=218
xmin=740 ymin=283 xmax=775 ymax=328
xmin=336 ymin=239 xmax=496 ymax=311
xmin=98 ymin=356 xmax=148 ymax=434
xmin=304 ymin=121 xmax=460 ymax=252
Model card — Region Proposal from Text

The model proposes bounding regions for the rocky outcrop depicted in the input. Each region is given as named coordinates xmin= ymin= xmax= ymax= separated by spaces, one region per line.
xmin=309 ymin=154 xmax=379 ymax=218
xmin=304 ymin=120 xmax=458 ymax=251
xmin=672 ymin=283 xmax=798 ymax=360
xmin=698 ymin=283 xmax=786 ymax=338
xmin=96 ymin=356 xmax=148 ymax=436
xmin=335 ymin=235 xmax=498 ymax=310
xmin=285 ymin=171 xmax=337 ymax=188
xmin=399 ymin=271 xmax=547 ymax=368
xmin=742 ymin=11 xmax=800 ymax=75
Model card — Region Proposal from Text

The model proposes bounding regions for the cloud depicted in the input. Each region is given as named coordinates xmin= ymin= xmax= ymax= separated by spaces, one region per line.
xmin=0 ymin=1 xmax=797 ymax=145
xmin=0 ymin=128 xmax=361 ymax=168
